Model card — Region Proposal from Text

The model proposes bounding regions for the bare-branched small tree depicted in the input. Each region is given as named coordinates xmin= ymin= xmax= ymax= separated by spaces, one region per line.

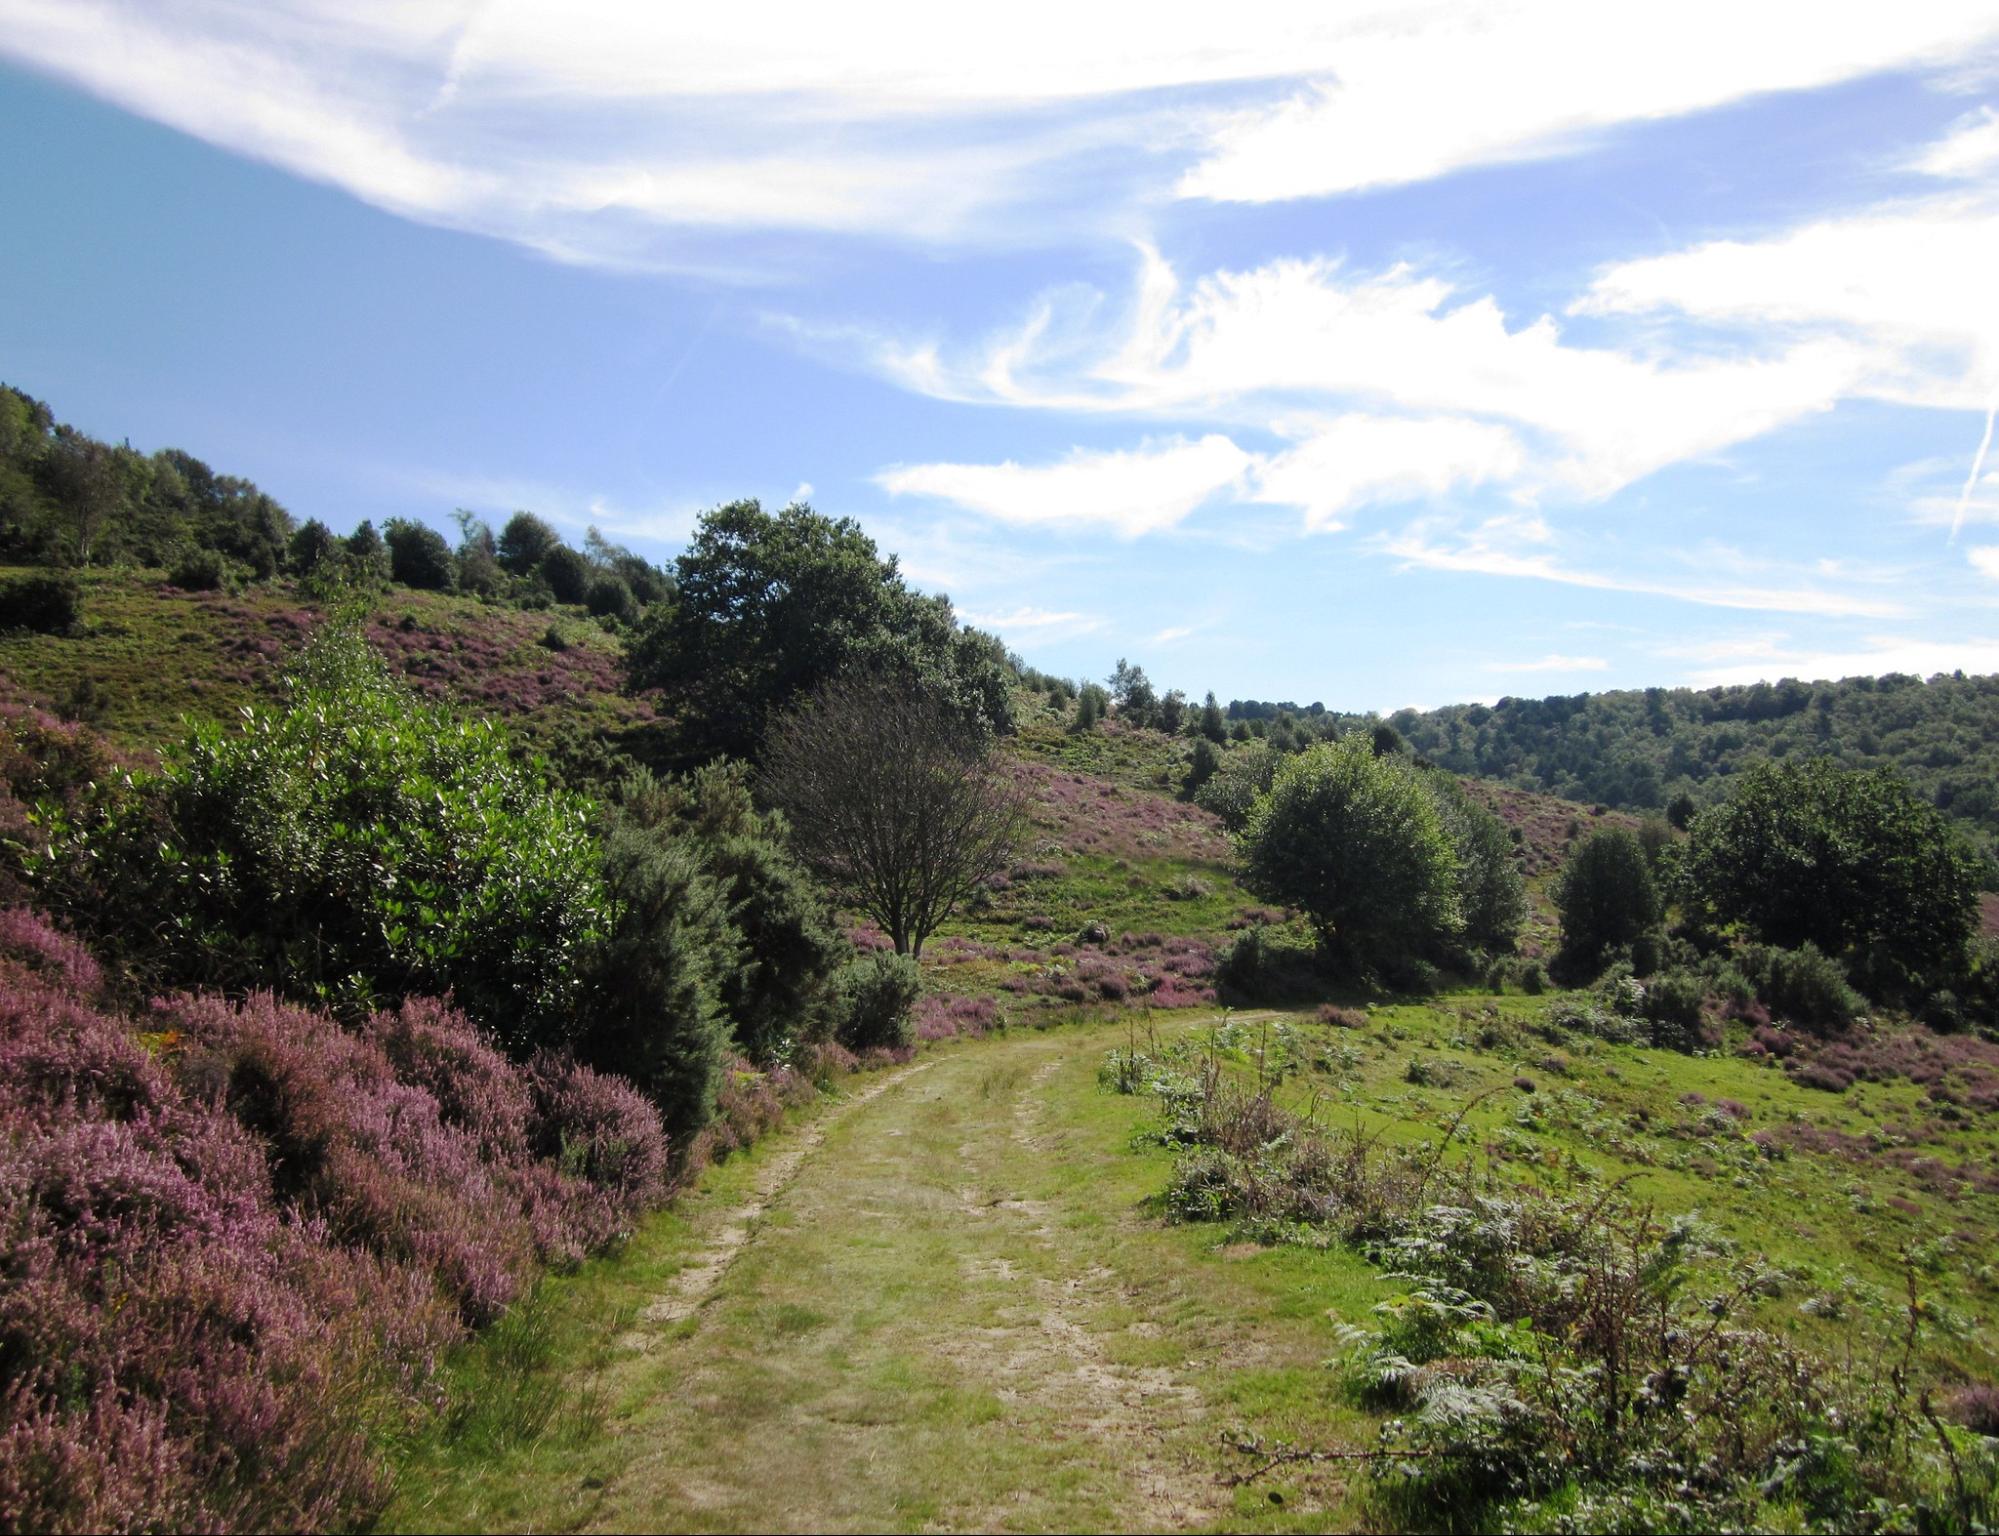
xmin=761 ymin=672 xmax=1025 ymax=958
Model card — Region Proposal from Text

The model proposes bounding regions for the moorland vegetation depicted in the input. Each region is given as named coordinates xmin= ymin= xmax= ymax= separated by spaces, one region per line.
xmin=2 ymin=380 xmax=1998 ymax=1532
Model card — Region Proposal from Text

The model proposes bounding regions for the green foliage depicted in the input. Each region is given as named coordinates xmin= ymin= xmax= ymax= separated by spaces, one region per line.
xmin=834 ymin=951 xmax=920 ymax=1051
xmin=36 ymin=624 xmax=605 ymax=1041
xmin=1427 ymin=774 xmax=1525 ymax=955
xmin=167 ymin=546 xmax=233 ymax=592
xmin=1071 ymin=683 xmax=1106 ymax=732
xmin=1107 ymin=658 xmax=1157 ymax=726
xmin=1193 ymin=741 xmax=1277 ymax=832
xmin=1553 ymin=829 xmax=1659 ymax=973
xmin=1184 ymin=735 xmax=1221 ymax=796
xmin=579 ymin=815 xmax=736 ymax=1144
xmin=1 ymin=570 xmax=80 ymax=634
xmin=585 ymin=572 xmax=637 ymax=623
xmin=497 ymin=511 xmax=562 ymax=577
xmin=1752 ymin=941 xmax=1863 ymax=1032
xmin=383 ymin=518 xmax=456 ymax=591
xmin=616 ymin=761 xmax=847 ymax=1064
xmin=540 ymin=544 xmax=592 ymax=604
xmin=625 ymin=500 xmax=1012 ymax=760
xmin=1239 ymin=735 xmax=1461 ymax=972
xmin=1676 ymin=758 xmax=1981 ymax=994
xmin=1199 ymin=691 xmax=1227 ymax=744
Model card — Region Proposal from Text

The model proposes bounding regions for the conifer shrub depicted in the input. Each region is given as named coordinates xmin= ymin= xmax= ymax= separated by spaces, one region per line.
xmin=834 ymin=952 xmax=920 ymax=1051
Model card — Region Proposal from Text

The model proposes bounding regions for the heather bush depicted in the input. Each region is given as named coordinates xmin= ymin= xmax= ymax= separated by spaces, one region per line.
xmin=835 ymin=951 xmax=920 ymax=1051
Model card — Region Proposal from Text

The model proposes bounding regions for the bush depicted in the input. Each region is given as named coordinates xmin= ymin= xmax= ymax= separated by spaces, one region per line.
xmin=1185 ymin=736 xmax=1221 ymax=796
xmin=1553 ymin=829 xmax=1659 ymax=974
xmin=1194 ymin=742 xmax=1277 ymax=832
xmin=1758 ymin=942 xmax=1862 ymax=1032
xmin=1428 ymin=776 xmax=1526 ymax=954
xmin=585 ymin=572 xmax=637 ymax=623
xmin=538 ymin=543 xmax=592 ymax=604
xmin=1218 ymin=925 xmax=1271 ymax=995
xmin=0 ymin=570 xmax=81 ymax=633
xmin=835 ymin=952 xmax=920 ymax=1051
xmin=40 ymin=625 xmax=606 ymax=1043
xmin=1640 ymin=969 xmax=1707 ymax=1051
xmin=167 ymin=546 xmax=232 ymax=591
xmin=579 ymin=817 xmax=735 ymax=1146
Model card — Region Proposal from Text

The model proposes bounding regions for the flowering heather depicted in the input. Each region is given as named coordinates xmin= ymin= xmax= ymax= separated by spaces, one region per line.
xmin=0 ymin=916 xmax=669 ymax=1532
xmin=1012 ymin=760 xmax=1231 ymax=866
xmin=912 ymin=992 xmax=1000 ymax=1041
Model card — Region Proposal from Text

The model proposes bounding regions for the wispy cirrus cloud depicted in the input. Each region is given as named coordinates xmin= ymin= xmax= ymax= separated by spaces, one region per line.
xmin=4 ymin=0 xmax=1994 ymax=268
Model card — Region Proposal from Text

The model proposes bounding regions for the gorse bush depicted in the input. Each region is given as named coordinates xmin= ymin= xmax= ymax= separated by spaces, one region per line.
xmin=834 ymin=952 xmax=921 ymax=1052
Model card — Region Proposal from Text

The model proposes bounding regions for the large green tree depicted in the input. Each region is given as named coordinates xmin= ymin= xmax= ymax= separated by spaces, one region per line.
xmin=625 ymin=499 xmax=1011 ymax=759
xmin=1238 ymin=734 xmax=1461 ymax=972
xmin=1675 ymin=758 xmax=1980 ymax=989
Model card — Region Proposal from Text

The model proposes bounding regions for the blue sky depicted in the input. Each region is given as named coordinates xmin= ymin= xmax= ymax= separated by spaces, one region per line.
xmin=4 ymin=3 xmax=1999 ymax=711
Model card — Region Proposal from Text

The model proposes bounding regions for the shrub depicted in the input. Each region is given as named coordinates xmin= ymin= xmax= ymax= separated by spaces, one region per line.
xmin=1185 ymin=736 xmax=1222 ymax=796
xmin=835 ymin=952 xmax=920 ymax=1051
xmin=1218 ymin=925 xmax=1271 ymax=996
xmin=1640 ymin=969 xmax=1708 ymax=1051
xmin=1518 ymin=960 xmax=1546 ymax=996
xmin=1759 ymin=942 xmax=1862 ymax=1032
xmin=1194 ymin=742 xmax=1277 ymax=832
xmin=579 ymin=817 xmax=735 ymax=1146
xmin=1 ymin=571 xmax=81 ymax=633
xmin=585 ymin=572 xmax=637 ymax=623
xmin=1553 ymin=829 xmax=1659 ymax=973
xmin=38 ymin=624 xmax=606 ymax=1044
xmin=167 ymin=546 xmax=232 ymax=591
xmin=1428 ymin=777 xmax=1526 ymax=954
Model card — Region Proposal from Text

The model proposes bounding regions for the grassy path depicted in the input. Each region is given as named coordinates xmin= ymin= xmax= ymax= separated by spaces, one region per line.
xmin=387 ymin=1015 xmax=1391 ymax=1534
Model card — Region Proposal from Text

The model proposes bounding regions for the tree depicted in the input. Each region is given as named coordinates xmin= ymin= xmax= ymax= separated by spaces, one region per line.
xmin=1194 ymin=741 xmax=1278 ymax=832
xmin=1108 ymin=658 xmax=1157 ymax=726
xmin=626 ymin=500 xmax=1010 ymax=759
xmin=1158 ymin=689 xmax=1187 ymax=736
xmin=383 ymin=517 xmax=455 ymax=590
xmin=1675 ymin=758 xmax=1980 ymax=990
xmin=540 ymin=543 xmax=593 ymax=604
xmin=1239 ymin=735 xmax=1461 ymax=972
xmin=762 ymin=672 xmax=1026 ymax=958
xmin=1553 ymin=829 xmax=1659 ymax=972
xmin=1199 ymin=691 xmax=1228 ymax=744
xmin=1428 ymin=777 xmax=1526 ymax=954
xmin=497 ymin=511 xmax=562 ymax=576
xmin=36 ymin=428 xmax=127 ymax=565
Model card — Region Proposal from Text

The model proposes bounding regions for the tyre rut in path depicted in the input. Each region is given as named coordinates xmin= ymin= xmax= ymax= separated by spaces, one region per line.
xmin=616 ymin=1059 xmax=934 ymax=1349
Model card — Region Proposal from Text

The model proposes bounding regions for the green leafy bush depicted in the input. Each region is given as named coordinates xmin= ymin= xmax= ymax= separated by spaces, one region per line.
xmin=167 ymin=546 xmax=232 ymax=591
xmin=1193 ymin=741 xmax=1276 ymax=832
xmin=1754 ymin=942 xmax=1863 ymax=1032
xmin=834 ymin=952 xmax=920 ymax=1051
xmin=0 ymin=570 xmax=80 ymax=633
xmin=39 ymin=624 xmax=605 ymax=1041
xmin=1676 ymin=757 xmax=1980 ymax=994
xmin=383 ymin=517 xmax=455 ymax=590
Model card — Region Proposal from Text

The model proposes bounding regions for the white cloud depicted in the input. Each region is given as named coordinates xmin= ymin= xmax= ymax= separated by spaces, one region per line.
xmin=791 ymin=481 xmax=814 ymax=502
xmin=957 ymin=606 xmax=1106 ymax=645
xmin=1917 ymin=106 xmax=1999 ymax=178
xmin=1382 ymin=514 xmax=1906 ymax=618
xmin=879 ymin=248 xmax=1861 ymax=500
xmin=1971 ymin=545 xmax=1999 ymax=578
xmin=1177 ymin=4 xmax=1999 ymax=204
xmin=876 ymin=435 xmax=1251 ymax=537
xmin=1249 ymin=415 xmax=1525 ymax=531
xmin=1482 ymin=654 xmax=1609 ymax=673
xmin=1576 ymin=196 xmax=1999 ymax=412
xmin=5 ymin=0 xmax=1995 ymax=262
xmin=1686 ymin=635 xmax=1999 ymax=686
xmin=1149 ymin=625 xmax=1194 ymax=645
